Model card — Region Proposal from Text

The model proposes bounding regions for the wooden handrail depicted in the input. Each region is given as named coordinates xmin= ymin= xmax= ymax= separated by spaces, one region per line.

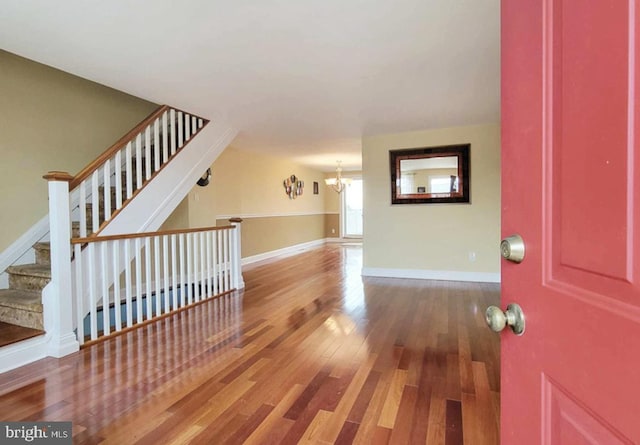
xmin=69 ymin=105 xmax=209 ymax=190
xmin=69 ymin=105 xmax=170 ymax=190
xmin=71 ymin=225 xmax=235 ymax=244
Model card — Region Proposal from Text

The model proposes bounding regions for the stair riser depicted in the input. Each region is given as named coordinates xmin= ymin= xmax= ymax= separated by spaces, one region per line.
xmin=8 ymin=274 xmax=50 ymax=292
xmin=0 ymin=306 xmax=43 ymax=330
xmin=35 ymin=247 xmax=50 ymax=266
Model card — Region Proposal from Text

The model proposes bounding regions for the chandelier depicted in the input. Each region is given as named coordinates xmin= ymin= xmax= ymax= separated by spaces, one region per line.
xmin=325 ymin=161 xmax=352 ymax=193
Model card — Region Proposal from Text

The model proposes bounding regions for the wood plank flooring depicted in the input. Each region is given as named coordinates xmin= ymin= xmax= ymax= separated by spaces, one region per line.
xmin=0 ymin=322 xmax=44 ymax=347
xmin=0 ymin=244 xmax=500 ymax=444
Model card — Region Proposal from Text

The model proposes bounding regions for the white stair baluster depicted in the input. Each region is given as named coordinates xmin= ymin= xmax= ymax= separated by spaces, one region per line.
xmin=171 ymin=234 xmax=178 ymax=309
xmin=103 ymin=161 xmax=111 ymax=221
xmin=162 ymin=111 xmax=169 ymax=162
xmin=154 ymin=236 xmax=161 ymax=314
xmin=115 ymin=149 xmax=123 ymax=209
xmin=224 ymin=229 xmax=230 ymax=292
xmin=101 ymin=242 xmax=111 ymax=337
xmin=200 ymin=231 xmax=206 ymax=299
xmin=170 ymin=109 xmax=177 ymax=156
xmin=124 ymin=238 xmax=133 ymax=327
xmin=179 ymin=233 xmax=186 ymax=307
xmin=212 ymin=230 xmax=218 ymax=296
xmin=74 ymin=243 xmax=84 ymax=345
xmin=206 ymin=231 xmax=212 ymax=297
xmin=135 ymin=237 xmax=143 ymax=323
xmin=91 ymin=171 xmax=99 ymax=234
xmin=185 ymin=114 xmax=191 ymax=142
xmin=192 ymin=232 xmax=199 ymax=302
xmin=187 ymin=232 xmax=193 ymax=305
xmin=192 ymin=116 xmax=198 ymax=135
xmin=217 ymin=230 xmax=223 ymax=293
xmin=163 ymin=235 xmax=170 ymax=313
xmin=145 ymin=126 xmax=152 ymax=180
xmin=113 ymin=241 xmax=122 ymax=331
xmin=178 ymin=111 xmax=184 ymax=148
xmin=125 ymin=141 xmax=133 ymax=199
xmin=135 ymin=133 xmax=143 ymax=190
xmin=88 ymin=243 xmax=98 ymax=340
xmin=154 ymin=117 xmax=160 ymax=172
xmin=79 ymin=181 xmax=87 ymax=238
xmin=145 ymin=237 xmax=152 ymax=319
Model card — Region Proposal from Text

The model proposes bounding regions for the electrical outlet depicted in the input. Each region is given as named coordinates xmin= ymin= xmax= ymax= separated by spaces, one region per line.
xmin=331 ymin=228 xmax=336 ymax=234
xmin=468 ymin=251 xmax=477 ymax=262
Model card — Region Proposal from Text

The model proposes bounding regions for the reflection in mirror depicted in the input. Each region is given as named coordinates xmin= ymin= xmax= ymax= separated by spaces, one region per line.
xmin=398 ymin=156 xmax=459 ymax=195
xmin=390 ymin=144 xmax=470 ymax=204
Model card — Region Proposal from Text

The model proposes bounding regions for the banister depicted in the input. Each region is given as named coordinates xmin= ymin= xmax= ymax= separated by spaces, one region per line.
xmin=71 ymin=225 xmax=235 ymax=244
xmin=69 ymin=105 xmax=209 ymax=190
xmin=69 ymin=105 xmax=170 ymax=190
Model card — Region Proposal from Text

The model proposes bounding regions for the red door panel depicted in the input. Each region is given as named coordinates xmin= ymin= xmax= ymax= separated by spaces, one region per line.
xmin=502 ymin=0 xmax=640 ymax=443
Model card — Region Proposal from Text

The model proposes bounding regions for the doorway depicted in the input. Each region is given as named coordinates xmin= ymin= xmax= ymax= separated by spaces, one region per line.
xmin=342 ymin=178 xmax=363 ymax=238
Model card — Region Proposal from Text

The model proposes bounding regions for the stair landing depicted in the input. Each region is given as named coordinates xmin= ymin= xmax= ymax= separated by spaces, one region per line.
xmin=0 ymin=321 xmax=43 ymax=347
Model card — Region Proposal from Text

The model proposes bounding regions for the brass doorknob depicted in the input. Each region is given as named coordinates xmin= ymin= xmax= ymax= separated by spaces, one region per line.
xmin=485 ymin=303 xmax=525 ymax=335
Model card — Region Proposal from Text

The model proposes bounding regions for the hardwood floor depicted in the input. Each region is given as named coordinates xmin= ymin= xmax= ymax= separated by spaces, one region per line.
xmin=0 ymin=244 xmax=500 ymax=444
xmin=0 ymin=322 xmax=43 ymax=347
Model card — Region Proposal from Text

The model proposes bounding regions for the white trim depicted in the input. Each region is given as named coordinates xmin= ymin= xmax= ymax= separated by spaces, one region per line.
xmin=217 ymin=212 xmax=331 ymax=219
xmin=0 ymin=335 xmax=48 ymax=374
xmin=361 ymin=267 xmax=501 ymax=283
xmin=325 ymin=237 xmax=357 ymax=243
xmin=242 ymin=239 xmax=326 ymax=265
xmin=0 ymin=214 xmax=48 ymax=274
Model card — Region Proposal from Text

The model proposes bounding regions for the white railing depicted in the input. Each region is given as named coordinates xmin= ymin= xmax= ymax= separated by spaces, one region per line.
xmin=69 ymin=106 xmax=207 ymax=237
xmin=41 ymin=105 xmax=220 ymax=356
xmin=71 ymin=222 xmax=243 ymax=345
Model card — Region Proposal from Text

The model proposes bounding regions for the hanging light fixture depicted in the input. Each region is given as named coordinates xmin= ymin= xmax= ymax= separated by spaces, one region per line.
xmin=325 ymin=161 xmax=352 ymax=193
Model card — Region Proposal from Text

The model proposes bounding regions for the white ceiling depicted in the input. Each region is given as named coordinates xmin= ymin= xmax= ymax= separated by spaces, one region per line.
xmin=0 ymin=0 xmax=500 ymax=171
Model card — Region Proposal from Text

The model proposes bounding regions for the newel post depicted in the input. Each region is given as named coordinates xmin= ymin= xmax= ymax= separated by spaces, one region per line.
xmin=43 ymin=171 xmax=80 ymax=357
xmin=229 ymin=218 xmax=245 ymax=289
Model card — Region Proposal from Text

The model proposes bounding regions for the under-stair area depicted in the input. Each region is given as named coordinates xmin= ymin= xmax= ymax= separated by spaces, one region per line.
xmin=0 ymin=104 xmax=239 ymax=371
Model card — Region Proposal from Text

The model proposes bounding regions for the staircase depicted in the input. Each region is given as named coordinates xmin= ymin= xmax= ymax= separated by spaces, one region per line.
xmin=0 ymin=105 xmax=228 ymax=352
xmin=0 ymin=152 xmax=163 ymax=342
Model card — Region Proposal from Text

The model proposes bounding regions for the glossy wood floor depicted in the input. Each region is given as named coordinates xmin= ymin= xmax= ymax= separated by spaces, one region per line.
xmin=0 ymin=245 xmax=500 ymax=444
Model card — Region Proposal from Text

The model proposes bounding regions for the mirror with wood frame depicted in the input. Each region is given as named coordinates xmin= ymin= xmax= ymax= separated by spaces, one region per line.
xmin=390 ymin=144 xmax=470 ymax=204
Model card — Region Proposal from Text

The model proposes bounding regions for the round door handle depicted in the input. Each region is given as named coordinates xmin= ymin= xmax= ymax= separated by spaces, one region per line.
xmin=501 ymin=234 xmax=525 ymax=263
xmin=485 ymin=303 xmax=525 ymax=335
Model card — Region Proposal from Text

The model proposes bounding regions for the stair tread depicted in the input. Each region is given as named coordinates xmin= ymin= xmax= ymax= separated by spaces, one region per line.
xmin=34 ymin=242 xmax=50 ymax=249
xmin=6 ymin=264 xmax=51 ymax=278
xmin=0 ymin=289 xmax=42 ymax=311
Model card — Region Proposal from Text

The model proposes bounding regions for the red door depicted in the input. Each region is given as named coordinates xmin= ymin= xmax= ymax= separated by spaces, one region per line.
xmin=501 ymin=1 xmax=640 ymax=443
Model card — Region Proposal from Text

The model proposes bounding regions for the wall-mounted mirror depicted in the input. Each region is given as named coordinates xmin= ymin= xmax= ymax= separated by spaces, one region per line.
xmin=390 ymin=144 xmax=470 ymax=204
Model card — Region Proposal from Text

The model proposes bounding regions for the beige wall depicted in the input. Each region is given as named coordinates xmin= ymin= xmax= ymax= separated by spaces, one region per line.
xmin=324 ymin=214 xmax=340 ymax=238
xmin=217 ymin=215 xmax=324 ymax=258
xmin=362 ymin=124 xmax=500 ymax=276
xmin=165 ymin=147 xmax=334 ymax=257
xmin=0 ymin=50 xmax=157 ymax=252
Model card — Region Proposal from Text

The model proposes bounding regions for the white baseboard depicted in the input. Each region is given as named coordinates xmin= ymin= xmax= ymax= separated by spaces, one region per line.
xmin=242 ymin=239 xmax=327 ymax=265
xmin=325 ymin=237 xmax=360 ymax=243
xmin=361 ymin=267 xmax=501 ymax=283
xmin=0 ymin=335 xmax=48 ymax=374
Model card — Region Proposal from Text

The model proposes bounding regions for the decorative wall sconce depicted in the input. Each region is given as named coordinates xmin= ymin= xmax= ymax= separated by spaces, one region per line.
xmin=196 ymin=168 xmax=211 ymax=187
xmin=283 ymin=174 xmax=304 ymax=199
xmin=325 ymin=161 xmax=352 ymax=193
